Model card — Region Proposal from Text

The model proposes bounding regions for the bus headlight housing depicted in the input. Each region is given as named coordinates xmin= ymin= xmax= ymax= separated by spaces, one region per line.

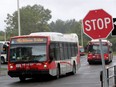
xmin=10 ymin=65 xmax=13 ymax=69
xmin=44 ymin=64 xmax=47 ymax=68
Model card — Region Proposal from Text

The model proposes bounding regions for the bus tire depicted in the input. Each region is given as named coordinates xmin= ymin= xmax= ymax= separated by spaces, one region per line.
xmin=110 ymin=59 xmax=112 ymax=63
xmin=71 ymin=62 xmax=76 ymax=75
xmin=19 ymin=76 xmax=26 ymax=82
xmin=1 ymin=57 xmax=5 ymax=64
xmin=106 ymin=58 xmax=111 ymax=64
xmin=88 ymin=62 xmax=92 ymax=65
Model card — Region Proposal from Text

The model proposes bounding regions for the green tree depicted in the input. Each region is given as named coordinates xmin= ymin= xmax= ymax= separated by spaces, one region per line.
xmin=0 ymin=31 xmax=5 ymax=40
xmin=5 ymin=4 xmax=51 ymax=36
xmin=49 ymin=19 xmax=66 ymax=33
xmin=49 ymin=19 xmax=79 ymax=33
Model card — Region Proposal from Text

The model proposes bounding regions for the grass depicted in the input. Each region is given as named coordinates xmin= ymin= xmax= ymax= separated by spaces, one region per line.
xmin=0 ymin=68 xmax=7 ymax=71
xmin=0 ymin=67 xmax=7 ymax=71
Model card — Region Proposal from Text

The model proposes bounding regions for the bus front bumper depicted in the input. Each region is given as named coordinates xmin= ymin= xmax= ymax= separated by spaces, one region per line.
xmin=8 ymin=70 xmax=49 ymax=77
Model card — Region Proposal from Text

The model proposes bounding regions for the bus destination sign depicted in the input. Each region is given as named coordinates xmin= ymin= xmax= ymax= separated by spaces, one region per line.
xmin=11 ymin=37 xmax=47 ymax=44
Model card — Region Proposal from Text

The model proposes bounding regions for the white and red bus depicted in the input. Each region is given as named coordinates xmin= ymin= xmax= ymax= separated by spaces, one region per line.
xmin=87 ymin=39 xmax=113 ymax=64
xmin=8 ymin=32 xmax=80 ymax=81
xmin=0 ymin=41 xmax=9 ymax=64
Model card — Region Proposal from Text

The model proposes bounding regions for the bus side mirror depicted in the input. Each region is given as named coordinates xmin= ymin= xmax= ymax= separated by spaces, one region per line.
xmin=49 ymin=54 xmax=53 ymax=63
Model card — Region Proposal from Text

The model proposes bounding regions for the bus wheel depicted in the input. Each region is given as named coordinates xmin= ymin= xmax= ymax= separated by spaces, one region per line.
xmin=19 ymin=76 xmax=26 ymax=82
xmin=72 ymin=62 xmax=76 ymax=75
xmin=1 ymin=57 xmax=5 ymax=64
xmin=88 ymin=62 xmax=92 ymax=65
xmin=110 ymin=59 xmax=112 ymax=63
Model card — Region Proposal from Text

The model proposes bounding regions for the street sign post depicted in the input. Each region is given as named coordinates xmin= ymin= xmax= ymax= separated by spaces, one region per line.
xmin=82 ymin=9 xmax=113 ymax=87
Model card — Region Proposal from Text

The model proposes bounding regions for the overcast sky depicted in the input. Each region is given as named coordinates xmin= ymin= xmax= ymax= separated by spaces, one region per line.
xmin=0 ymin=0 xmax=116 ymax=31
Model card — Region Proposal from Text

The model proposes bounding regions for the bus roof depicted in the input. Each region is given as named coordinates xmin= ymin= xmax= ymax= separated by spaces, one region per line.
xmin=89 ymin=39 xmax=112 ymax=46
xmin=30 ymin=32 xmax=79 ymax=42
xmin=90 ymin=39 xmax=110 ymax=43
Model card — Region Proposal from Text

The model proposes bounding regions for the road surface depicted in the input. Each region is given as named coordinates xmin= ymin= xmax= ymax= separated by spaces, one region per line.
xmin=0 ymin=55 xmax=116 ymax=87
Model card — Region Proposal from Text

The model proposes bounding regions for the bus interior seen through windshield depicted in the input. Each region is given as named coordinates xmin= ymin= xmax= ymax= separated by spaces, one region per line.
xmin=88 ymin=45 xmax=108 ymax=54
xmin=10 ymin=43 xmax=47 ymax=63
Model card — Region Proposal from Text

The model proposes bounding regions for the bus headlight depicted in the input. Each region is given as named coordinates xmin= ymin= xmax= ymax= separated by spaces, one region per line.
xmin=44 ymin=64 xmax=47 ymax=68
xmin=10 ymin=65 xmax=13 ymax=69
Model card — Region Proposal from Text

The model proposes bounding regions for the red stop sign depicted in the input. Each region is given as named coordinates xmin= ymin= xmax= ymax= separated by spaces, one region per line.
xmin=82 ymin=9 xmax=113 ymax=39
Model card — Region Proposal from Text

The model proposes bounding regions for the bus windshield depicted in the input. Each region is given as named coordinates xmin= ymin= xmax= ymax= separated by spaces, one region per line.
xmin=88 ymin=45 xmax=108 ymax=54
xmin=10 ymin=44 xmax=47 ymax=63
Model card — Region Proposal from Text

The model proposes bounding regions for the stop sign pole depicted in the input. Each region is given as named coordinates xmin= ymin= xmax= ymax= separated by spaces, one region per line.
xmin=82 ymin=9 xmax=113 ymax=87
xmin=99 ymin=39 xmax=108 ymax=87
